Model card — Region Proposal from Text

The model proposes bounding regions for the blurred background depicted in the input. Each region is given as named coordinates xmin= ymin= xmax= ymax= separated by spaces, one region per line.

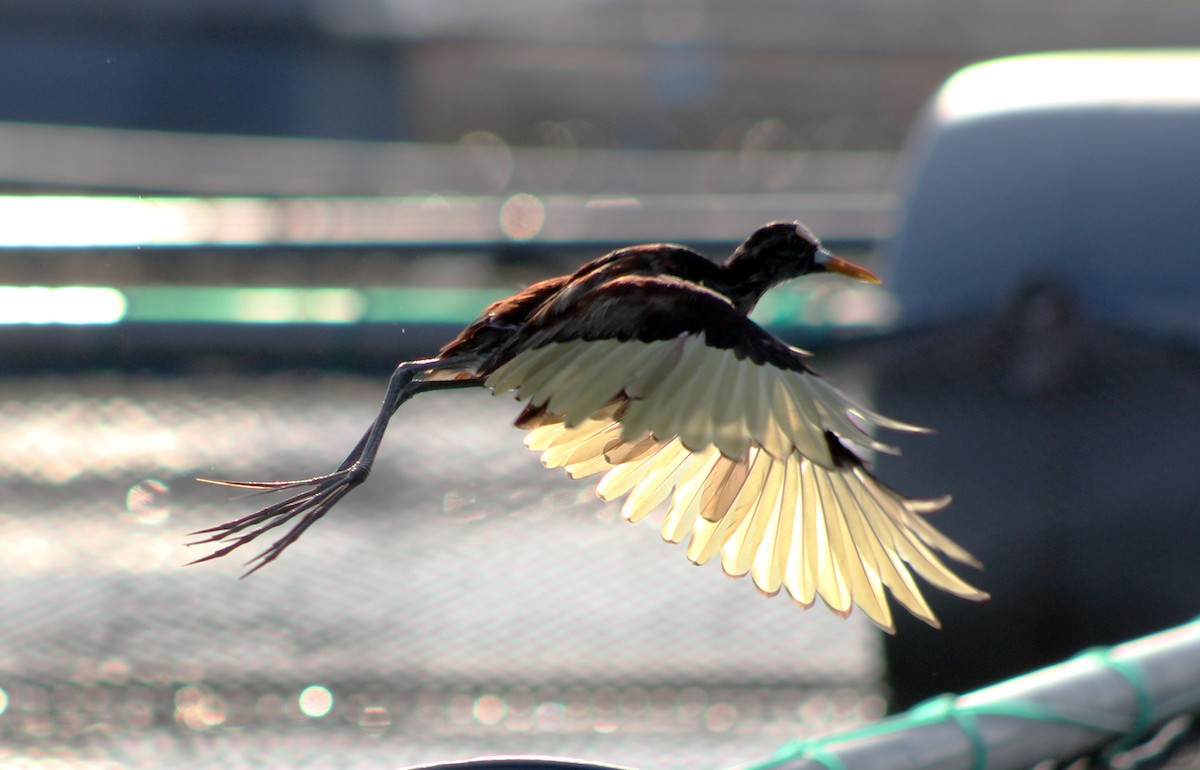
xmin=1 ymin=1 xmax=1199 ymax=769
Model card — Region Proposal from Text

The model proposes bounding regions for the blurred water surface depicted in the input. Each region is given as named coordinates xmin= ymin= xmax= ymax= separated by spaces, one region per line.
xmin=0 ymin=370 xmax=883 ymax=769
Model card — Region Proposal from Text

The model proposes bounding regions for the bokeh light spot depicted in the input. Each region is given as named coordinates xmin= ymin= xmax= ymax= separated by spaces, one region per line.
xmin=358 ymin=705 xmax=392 ymax=733
xmin=299 ymin=685 xmax=333 ymax=718
xmin=473 ymin=693 xmax=506 ymax=725
xmin=459 ymin=131 xmax=514 ymax=190
xmin=125 ymin=479 xmax=171 ymax=525
xmin=174 ymin=685 xmax=227 ymax=730
xmin=499 ymin=194 xmax=545 ymax=240
xmin=98 ymin=657 xmax=131 ymax=684
xmin=704 ymin=701 xmax=737 ymax=732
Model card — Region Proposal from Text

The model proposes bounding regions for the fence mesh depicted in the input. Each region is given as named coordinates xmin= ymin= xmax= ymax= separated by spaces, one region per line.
xmin=3 ymin=309 xmax=1199 ymax=770
xmin=0 ymin=367 xmax=884 ymax=769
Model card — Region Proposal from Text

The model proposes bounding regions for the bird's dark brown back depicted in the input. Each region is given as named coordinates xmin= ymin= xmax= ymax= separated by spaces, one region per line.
xmin=437 ymin=275 xmax=570 ymax=363
xmin=539 ymin=244 xmax=722 ymax=319
xmin=438 ymin=244 xmax=722 ymax=368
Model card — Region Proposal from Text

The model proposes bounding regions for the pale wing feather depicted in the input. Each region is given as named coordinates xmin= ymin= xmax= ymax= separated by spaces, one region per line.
xmin=486 ymin=343 xmax=571 ymax=394
xmin=492 ymin=335 xmax=985 ymax=629
xmin=756 ymin=369 xmax=795 ymax=459
xmin=522 ymin=357 xmax=590 ymax=409
xmin=773 ymin=373 xmax=834 ymax=464
xmin=541 ymin=419 xmax=619 ymax=468
xmin=814 ymin=469 xmax=891 ymax=627
xmin=796 ymin=468 xmax=834 ymax=608
xmin=836 ymin=390 xmax=932 ymax=434
xmin=595 ymin=440 xmax=680 ymax=505
xmin=699 ymin=454 xmax=751 ymax=523
xmin=497 ymin=337 xmax=887 ymax=469
xmin=787 ymin=459 xmax=821 ymax=607
xmin=643 ymin=341 xmax=719 ymax=444
xmin=854 ymin=481 xmax=988 ymax=599
xmin=748 ymin=501 xmax=784 ymax=595
xmin=883 ymin=488 xmax=980 ymax=566
xmin=525 ymin=422 xmax=566 ymax=452
xmin=603 ymin=434 xmax=661 ymax=465
xmin=651 ymin=349 xmax=719 ymax=450
xmin=625 ymin=337 xmax=686 ymax=399
xmin=522 ymin=410 xmax=627 ymax=479
xmin=564 ymin=453 xmax=617 ymax=480
xmin=530 ymin=341 xmax=636 ymax=415
xmin=906 ymin=518 xmax=981 ymax=568
xmin=720 ymin=458 xmax=786 ymax=577
xmin=828 ymin=472 xmax=935 ymax=629
xmin=542 ymin=340 xmax=621 ymax=419
xmin=511 ymin=344 xmax=592 ymax=403
xmin=559 ymin=342 xmax=667 ymax=426
xmin=802 ymin=375 xmax=932 ymax=435
xmin=790 ymin=462 xmax=839 ymax=610
xmin=686 ymin=448 xmax=773 ymax=565
xmin=794 ymin=375 xmax=899 ymax=456
xmin=749 ymin=457 xmax=797 ymax=596
xmin=809 ymin=470 xmax=853 ymax=615
xmin=710 ymin=356 xmax=753 ymax=459
xmin=551 ymin=342 xmax=632 ymax=425
xmin=620 ymin=439 xmax=695 ymax=522
xmin=660 ymin=447 xmax=722 ymax=543
xmin=741 ymin=365 xmax=773 ymax=457
xmin=676 ymin=349 xmax=729 ymax=452
xmin=900 ymin=493 xmax=954 ymax=514
xmin=525 ymin=414 xmax=578 ymax=452
xmin=845 ymin=476 xmax=967 ymax=610
xmin=618 ymin=336 xmax=707 ymax=441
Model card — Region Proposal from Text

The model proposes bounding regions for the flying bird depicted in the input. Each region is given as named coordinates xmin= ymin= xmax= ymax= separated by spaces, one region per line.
xmin=193 ymin=222 xmax=987 ymax=632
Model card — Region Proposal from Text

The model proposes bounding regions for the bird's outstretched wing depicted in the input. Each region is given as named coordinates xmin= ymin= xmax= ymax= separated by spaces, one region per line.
xmin=485 ymin=277 xmax=987 ymax=632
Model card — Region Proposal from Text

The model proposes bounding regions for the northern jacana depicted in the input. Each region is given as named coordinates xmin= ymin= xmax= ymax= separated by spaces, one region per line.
xmin=194 ymin=222 xmax=987 ymax=632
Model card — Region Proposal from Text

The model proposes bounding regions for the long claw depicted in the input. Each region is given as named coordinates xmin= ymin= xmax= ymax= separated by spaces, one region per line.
xmin=192 ymin=358 xmax=465 ymax=574
xmin=197 ymin=470 xmax=350 ymax=491
xmin=188 ymin=467 xmax=361 ymax=571
xmin=195 ymin=471 xmax=355 ymax=505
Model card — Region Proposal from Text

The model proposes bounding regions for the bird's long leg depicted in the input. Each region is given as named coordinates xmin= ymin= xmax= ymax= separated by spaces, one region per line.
xmin=189 ymin=358 xmax=483 ymax=575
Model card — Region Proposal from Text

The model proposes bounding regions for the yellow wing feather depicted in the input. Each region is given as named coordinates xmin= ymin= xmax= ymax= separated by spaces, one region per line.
xmin=488 ymin=333 xmax=988 ymax=632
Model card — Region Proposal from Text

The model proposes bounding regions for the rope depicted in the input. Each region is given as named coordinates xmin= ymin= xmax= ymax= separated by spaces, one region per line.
xmin=739 ymin=643 xmax=1161 ymax=770
xmin=1076 ymin=647 xmax=1154 ymax=755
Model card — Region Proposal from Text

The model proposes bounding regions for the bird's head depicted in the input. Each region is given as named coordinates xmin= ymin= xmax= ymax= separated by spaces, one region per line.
xmin=728 ymin=221 xmax=881 ymax=285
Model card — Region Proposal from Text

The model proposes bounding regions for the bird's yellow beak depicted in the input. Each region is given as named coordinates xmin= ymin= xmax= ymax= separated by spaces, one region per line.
xmin=817 ymin=249 xmax=882 ymax=284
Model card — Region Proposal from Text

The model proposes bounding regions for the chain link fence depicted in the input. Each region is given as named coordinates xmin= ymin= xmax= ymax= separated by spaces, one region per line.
xmin=0 ymin=367 xmax=888 ymax=769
